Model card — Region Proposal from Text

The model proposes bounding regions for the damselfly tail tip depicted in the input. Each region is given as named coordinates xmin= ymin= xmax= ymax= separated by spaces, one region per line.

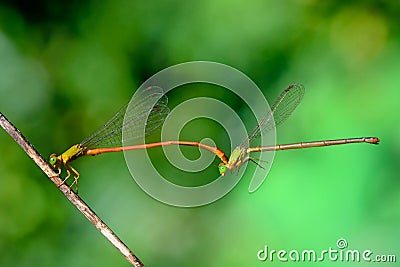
xmin=367 ymin=137 xmax=380 ymax=144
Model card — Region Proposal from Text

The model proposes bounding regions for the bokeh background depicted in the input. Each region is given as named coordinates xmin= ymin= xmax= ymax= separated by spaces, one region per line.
xmin=0 ymin=1 xmax=399 ymax=266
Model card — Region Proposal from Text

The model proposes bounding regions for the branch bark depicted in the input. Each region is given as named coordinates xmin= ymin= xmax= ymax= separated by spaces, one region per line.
xmin=0 ymin=112 xmax=145 ymax=267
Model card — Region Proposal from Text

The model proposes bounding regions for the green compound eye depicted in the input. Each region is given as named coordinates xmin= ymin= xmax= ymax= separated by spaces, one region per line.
xmin=218 ymin=165 xmax=227 ymax=175
xmin=49 ymin=154 xmax=58 ymax=166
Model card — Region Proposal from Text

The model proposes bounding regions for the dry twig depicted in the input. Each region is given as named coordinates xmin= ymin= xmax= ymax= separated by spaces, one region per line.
xmin=0 ymin=112 xmax=145 ymax=267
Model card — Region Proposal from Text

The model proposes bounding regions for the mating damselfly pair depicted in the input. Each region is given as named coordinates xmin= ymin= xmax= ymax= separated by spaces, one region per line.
xmin=49 ymin=84 xmax=379 ymax=192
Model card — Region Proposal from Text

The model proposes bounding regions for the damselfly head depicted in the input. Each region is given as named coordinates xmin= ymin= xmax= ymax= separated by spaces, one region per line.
xmin=49 ymin=153 xmax=59 ymax=167
xmin=218 ymin=163 xmax=227 ymax=176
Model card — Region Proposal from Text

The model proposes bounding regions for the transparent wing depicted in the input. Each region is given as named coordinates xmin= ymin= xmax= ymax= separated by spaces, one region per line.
xmin=81 ymin=86 xmax=169 ymax=148
xmin=242 ymin=83 xmax=305 ymax=146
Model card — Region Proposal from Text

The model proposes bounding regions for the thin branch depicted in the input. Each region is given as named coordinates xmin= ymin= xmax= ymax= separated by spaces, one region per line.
xmin=0 ymin=112 xmax=145 ymax=267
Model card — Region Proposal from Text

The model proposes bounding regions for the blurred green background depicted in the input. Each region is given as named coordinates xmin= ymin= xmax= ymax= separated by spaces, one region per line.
xmin=0 ymin=1 xmax=399 ymax=266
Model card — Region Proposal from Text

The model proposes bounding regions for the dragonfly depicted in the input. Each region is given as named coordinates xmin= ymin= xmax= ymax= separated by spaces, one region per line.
xmin=217 ymin=83 xmax=380 ymax=176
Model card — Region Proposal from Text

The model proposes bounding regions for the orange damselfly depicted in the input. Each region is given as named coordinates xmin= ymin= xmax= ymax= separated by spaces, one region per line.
xmin=49 ymin=86 xmax=227 ymax=191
